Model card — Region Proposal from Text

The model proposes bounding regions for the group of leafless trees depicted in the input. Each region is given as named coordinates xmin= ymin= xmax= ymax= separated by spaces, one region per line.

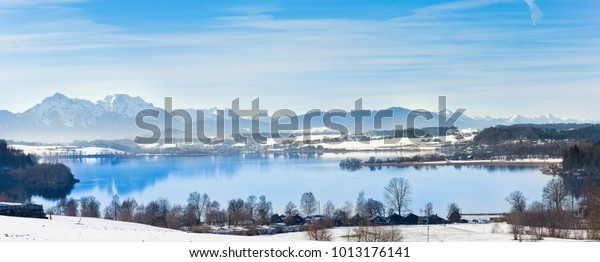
xmin=45 ymin=176 xmax=456 ymax=242
xmin=224 ymin=195 xmax=274 ymax=227
xmin=304 ymin=183 xmax=408 ymax=242
xmin=49 ymin=192 xmax=274 ymax=231
xmin=49 ymin=196 xmax=102 ymax=218
xmin=505 ymin=177 xmax=600 ymax=241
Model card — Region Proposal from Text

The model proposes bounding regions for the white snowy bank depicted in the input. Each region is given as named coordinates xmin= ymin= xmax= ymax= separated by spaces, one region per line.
xmin=0 ymin=215 xmax=583 ymax=242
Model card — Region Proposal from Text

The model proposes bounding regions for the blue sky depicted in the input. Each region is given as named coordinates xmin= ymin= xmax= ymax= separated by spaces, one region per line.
xmin=0 ymin=0 xmax=598 ymax=119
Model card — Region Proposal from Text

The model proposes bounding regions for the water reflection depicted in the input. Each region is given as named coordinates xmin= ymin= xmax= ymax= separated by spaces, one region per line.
xmin=341 ymin=163 xmax=546 ymax=173
xmin=26 ymin=154 xmax=559 ymax=214
xmin=561 ymin=175 xmax=600 ymax=200
xmin=69 ymin=156 xmax=244 ymax=195
xmin=0 ymin=181 xmax=75 ymax=202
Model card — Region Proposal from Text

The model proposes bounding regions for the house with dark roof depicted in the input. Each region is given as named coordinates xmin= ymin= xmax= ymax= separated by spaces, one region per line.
xmin=427 ymin=214 xmax=447 ymax=224
xmin=270 ymin=214 xmax=284 ymax=224
xmin=387 ymin=213 xmax=404 ymax=225
xmin=403 ymin=213 xmax=419 ymax=225
xmin=447 ymin=211 xmax=463 ymax=223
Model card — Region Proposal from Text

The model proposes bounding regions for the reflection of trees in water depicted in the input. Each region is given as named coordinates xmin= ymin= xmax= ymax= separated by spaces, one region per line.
xmin=560 ymin=175 xmax=600 ymax=200
xmin=413 ymin=165 xmax=438 ymax=171
xmin=467 ymin=165 xmax=540 ymax=173
xmin=339 ymin=164 xmax=540 ymax=173
xmin=368 ymin=166 xmax=382 ymax=171
xmin=0 ymin=181 xmax=75 ymax=203
xmin=339 ymin=164 xmax=362 ymax=172
xmin=59 ymin=156 xmax=125 ymax=166
xmin=272 ymin=152 xmax=321 ymax=159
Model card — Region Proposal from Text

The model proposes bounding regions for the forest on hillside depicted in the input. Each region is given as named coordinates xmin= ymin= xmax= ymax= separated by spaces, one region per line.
xmin=473 ymin=124 xmax=600 ymax=175
xmin=473 ymin=124 xmax=600 ymax=145
xmin=0 ymin=139 xmax=78 ymax=202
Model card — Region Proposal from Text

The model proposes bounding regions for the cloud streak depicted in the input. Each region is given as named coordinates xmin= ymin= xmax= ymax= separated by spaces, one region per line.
xmin=524 ymin=0 xmax=543 ymax=25
xmin=0 ymin=0 xmax=82 ymax=5
xmin=413 ymin=0 xmax=513 ymax=15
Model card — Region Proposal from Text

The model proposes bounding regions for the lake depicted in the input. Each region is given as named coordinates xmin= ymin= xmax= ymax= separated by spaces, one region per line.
xmin=32 ymin=153 xmax=556 ymax=216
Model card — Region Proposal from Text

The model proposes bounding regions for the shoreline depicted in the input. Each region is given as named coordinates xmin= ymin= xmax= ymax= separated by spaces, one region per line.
xmin=354 ymin=159 xmax=562 ymax=167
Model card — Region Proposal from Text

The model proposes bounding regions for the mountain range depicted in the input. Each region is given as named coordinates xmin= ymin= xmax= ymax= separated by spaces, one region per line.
xmin=0 ymin=93 xmax=593 ymax=143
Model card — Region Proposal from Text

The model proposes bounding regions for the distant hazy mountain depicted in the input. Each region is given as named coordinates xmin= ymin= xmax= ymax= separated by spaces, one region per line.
xmin=0 ymin=93 xmax=593 ymax=143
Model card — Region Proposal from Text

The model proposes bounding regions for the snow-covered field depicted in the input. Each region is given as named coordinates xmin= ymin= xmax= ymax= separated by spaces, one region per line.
xmin=0 ymin=215 xmax=582 ymax=242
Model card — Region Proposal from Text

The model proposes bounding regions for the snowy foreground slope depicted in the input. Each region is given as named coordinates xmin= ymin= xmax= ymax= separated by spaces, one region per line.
xmin=0 ymin=215 xmax=582 ymax=242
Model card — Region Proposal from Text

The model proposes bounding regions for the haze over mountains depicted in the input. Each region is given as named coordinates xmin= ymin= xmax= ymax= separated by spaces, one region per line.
xmin=0 ymin=93 xmax=593 ymax=143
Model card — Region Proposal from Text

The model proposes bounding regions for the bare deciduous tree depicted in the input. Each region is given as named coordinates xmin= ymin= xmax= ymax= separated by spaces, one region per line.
xmin=323 ymin=200 xmax=336 ymax=219
xmin=356 ymin=191 xmax=367 ymax=217
xmin=543 ymin=178 xmax=567 ymax=211
xmin=335 ymin=201 xmax=353 ymax=226
xmin=103 ymin=195 xmax=120 ymax=220
xmin=143 ymin=198 xmax=170 ymax=227
xmin=424 ymin=202 xmax=434 ymax=217
xmin=506 ymin=191 xmax=527 ymax=213
xmin=166 ymin=204 xmax=185 ymax=229
xmin=205 ymin=200 xmax=225 ymax=226
xmin=64 ymin=198 xmax=78 ymax=216
xmin=447 ymin=202 xmax=461 ymax=216
xmin=505 ymin=191 xmax=527 ymax=241
xmin=383 ymin=177 xmax=412 ymax=215
xmin=300 ymin=192 xmax=317 ymax=217
xmin=364 ymin=198 xmax=385 ymax=217
xmin=256 ymin=195 xmax=272 ymax=225
xmin=245 ymin=195 xmax=257 ymax=224
xmin=80 ymin=196 xmax=101 ymax=218
xmin=119 ymin=198 xmax=137 ymax=222
xmin=284 ymin=201 xmax=299 ymax=225
xmin=227 ymin=198 xmax=246 ymax=226
xmin=187 ymin=192 xmax=210 ymax=224
xmin=54 ymin=198 xmax=67 ymax=215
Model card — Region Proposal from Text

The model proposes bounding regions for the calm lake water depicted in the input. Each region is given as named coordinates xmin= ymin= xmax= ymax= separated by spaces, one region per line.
xmin=32 ymin=153 xmax=555 ymax=215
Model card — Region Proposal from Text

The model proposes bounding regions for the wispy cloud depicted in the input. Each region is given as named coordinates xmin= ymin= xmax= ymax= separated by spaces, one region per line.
xmin=1 ymin=0 xmax=82 ymax=3
xmin=0 ymin=0 xmax=83 ymax=6
xmin=524 ymin=0 xmax=543 ymax=25
xmin=226 ymin=4 xmax=282 ymax=15
xmin=413 ymin=0 xmax=513 ymax=15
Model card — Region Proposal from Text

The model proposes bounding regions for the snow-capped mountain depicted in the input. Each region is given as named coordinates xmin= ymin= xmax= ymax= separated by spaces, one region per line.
xmin=22 ymin=93 xmax=103 ymax=128
xmin=505 ymin=113 xmax=579 ymax=125
xmin=0 ymin=93 xmax=594 ymax=143
xmin=97 ymin=94 xmax=156 ymax=118
xmin=0 ymin=93 xmax=161 ymax=142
